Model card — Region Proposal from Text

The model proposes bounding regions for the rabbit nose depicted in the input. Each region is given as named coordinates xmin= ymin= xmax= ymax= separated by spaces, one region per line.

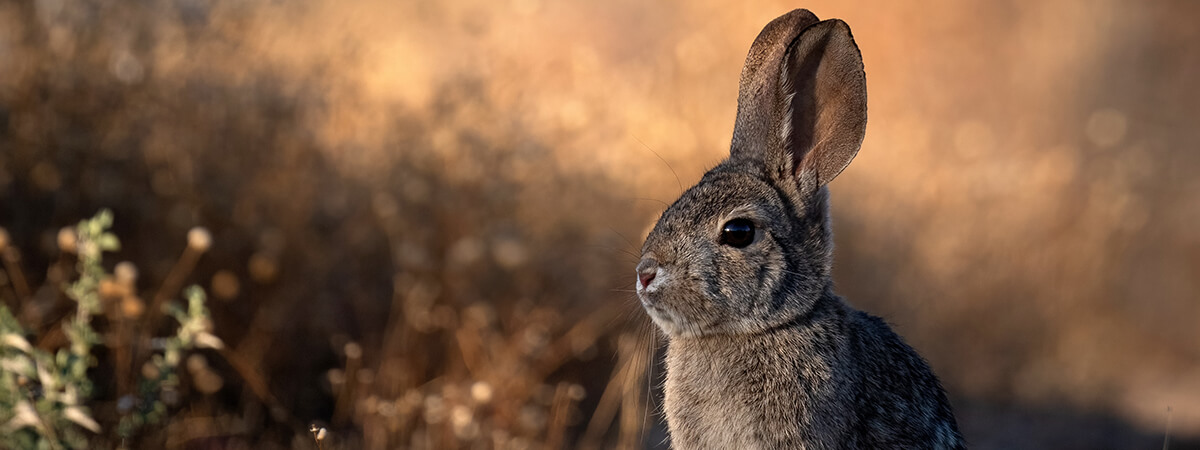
xmin=636 ymin=258 xmax=659 ymax=289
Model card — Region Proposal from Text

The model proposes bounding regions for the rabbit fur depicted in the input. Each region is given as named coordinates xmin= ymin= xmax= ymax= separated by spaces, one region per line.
xmin=635 ymin=9 xmax=965 ymax=449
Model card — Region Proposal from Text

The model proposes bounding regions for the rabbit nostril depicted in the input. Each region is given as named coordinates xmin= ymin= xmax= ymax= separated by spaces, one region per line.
xmin=636 ymin=258 xmax=659 ymax=288
xmin=639 ymin=271 xmax=657 ymax=288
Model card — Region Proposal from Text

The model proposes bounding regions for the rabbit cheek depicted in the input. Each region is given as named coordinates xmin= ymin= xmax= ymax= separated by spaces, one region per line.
xmin=718 ymin=240 xmax=789 ymax=332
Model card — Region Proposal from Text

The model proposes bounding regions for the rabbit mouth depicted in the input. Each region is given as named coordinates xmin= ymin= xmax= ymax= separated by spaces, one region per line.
xmin=638 ymin=293 xmax=714 ymax=337
xmin=637 ymin=287 xmax=680 ymax=328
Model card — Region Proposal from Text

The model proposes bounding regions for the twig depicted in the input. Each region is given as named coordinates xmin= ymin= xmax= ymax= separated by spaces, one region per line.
xmin=146 ymin=246 xmax=202 ymax=333
xmin=1163 ymin=406 xmax=1172 ymax=450
xmin=544 ymin=382 xmax=575 ymax=450
xmin=218 ymin=347 xmax=283 ymax=414
xmin=1 ymin=246 xmax=32 ymax=302
xmin=617 ymin=333 xmax=648 ymax=450
xmin=578 ymin=333 xmax=637 ymax=450
xmin=333 ymin=342 xmax=362 ymax=426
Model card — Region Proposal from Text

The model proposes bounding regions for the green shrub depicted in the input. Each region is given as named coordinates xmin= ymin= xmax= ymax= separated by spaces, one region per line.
xmin=0 ymin=210 xmax=222 ymax=449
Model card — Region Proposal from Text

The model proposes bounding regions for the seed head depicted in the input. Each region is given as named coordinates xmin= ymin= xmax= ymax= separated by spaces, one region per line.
xmin=344 ymin=342 xmax=362 ymax=360
xmin=115 ymin=262 xmax=138 ymax=286
xmin=187 ymin=227 xmax=212 ymax=252
xmin=57 ymin=228 xmax=77 ymax=254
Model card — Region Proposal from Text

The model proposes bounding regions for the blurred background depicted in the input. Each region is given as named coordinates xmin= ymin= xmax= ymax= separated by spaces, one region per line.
xmin=1 ymin=0 xmax=1199 ymax=448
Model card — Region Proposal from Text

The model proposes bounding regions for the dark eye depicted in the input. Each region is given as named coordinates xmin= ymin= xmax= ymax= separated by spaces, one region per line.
xmin=720 ymin=218 xmax=756 ymax=248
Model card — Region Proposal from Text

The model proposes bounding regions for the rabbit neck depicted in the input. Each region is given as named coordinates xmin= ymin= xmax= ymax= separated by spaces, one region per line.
xmin=663 ymin=293 xmax=858 ymax=449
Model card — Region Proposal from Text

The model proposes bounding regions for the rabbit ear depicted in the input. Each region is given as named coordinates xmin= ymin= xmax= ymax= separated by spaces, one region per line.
xmin=779 ymin=19 xmax=867 ymax=187
xmin=731 ymin=13 xmax=867 ymax=188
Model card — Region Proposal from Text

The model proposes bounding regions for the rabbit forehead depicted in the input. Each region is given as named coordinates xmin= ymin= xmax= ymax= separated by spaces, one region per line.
xmin=648 ymin=168 xmax=786 ymax=248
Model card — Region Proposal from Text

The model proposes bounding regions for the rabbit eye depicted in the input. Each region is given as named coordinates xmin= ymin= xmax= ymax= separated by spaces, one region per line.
xmin=720 ymin=219 xmax=756 ymax=248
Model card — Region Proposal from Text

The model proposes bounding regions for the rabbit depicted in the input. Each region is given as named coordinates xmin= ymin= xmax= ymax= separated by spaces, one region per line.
xmin=634 ymin=9 xmax=965 ymax=450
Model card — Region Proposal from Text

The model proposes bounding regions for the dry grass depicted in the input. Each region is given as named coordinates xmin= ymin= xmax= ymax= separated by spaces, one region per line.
xmin=1 ymin=0 xmax=1199 ymax=448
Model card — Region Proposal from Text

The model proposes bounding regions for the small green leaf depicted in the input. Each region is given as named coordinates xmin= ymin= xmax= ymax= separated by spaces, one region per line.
xmin=95 ymin=209 xmax=113 ymax=229
xmin=62 ymin=406 xmax=100 ymax=433
xmin=97 ymin=233 xmax=120 ymax=252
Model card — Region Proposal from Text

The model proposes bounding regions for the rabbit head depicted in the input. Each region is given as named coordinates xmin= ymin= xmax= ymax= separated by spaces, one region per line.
xmin=637 ymin=10 xmax=867 ymax=338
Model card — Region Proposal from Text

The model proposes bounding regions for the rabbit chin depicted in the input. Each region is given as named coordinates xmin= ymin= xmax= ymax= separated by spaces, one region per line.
xmin=642 ymin=304 xmax=708 ymax=338
xmin=641 ymin=301 xmax=774 ymax=339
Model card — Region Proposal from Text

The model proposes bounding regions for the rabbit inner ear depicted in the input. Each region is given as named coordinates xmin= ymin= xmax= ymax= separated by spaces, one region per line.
xmin=729 ymin=9 xmax=819 ymax=166
xmin=779 ymin=19 xmax=867 ymax=187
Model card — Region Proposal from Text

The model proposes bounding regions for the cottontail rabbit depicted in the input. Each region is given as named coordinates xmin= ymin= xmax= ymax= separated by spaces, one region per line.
xmin=635 ymin=9 xmax=964 ymax=449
